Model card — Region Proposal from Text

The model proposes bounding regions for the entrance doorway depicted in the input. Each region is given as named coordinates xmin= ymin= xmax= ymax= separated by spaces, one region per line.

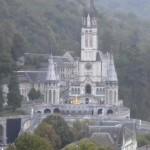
xmin=85 ymin=98 xmax=89 ymax=104
xmin=85 ymin=84 xmax=92 ymax=95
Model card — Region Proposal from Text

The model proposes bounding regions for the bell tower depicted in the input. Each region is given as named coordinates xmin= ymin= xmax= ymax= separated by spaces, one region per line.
xmin=81 ymin=0 xmax=98 ymax=61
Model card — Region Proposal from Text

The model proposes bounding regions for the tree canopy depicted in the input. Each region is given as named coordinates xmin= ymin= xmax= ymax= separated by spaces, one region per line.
xmin=35 ymin=122 xmax=61 ymax=150
xmin=44 ymin=115 xmax=74 ymax=147
xmin=14 ymin=133 xmax=53 ymax=150
xmin=7 ymin=72 xmax=22 ymax=111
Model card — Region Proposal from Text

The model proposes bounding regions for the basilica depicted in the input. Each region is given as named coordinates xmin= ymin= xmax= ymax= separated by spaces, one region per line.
xmin=5 ymin=0 xmax=130 ymax=118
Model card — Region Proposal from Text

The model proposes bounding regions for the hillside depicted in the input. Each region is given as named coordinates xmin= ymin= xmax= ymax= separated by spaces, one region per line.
xmin=0 ymin=0 xmax=150 ymax=120
xmin=96 ymin=0 xmax=150 ymax=19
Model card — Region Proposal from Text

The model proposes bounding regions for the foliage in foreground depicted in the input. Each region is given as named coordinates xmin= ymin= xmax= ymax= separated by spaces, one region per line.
xmin=7 ymin=133 xmax=53 ymax=150
xmin=44 ymin=115 xmax=74 ymax=147
xmin=35 ymin=122 xmax=61 ymax=149
xmin=64 ymin=139 xmax=110 ymax=150
xmin=7 ymin=72 xmax=22 ymax=111
xmin=137 ymin=134 xmax=150 ymax=147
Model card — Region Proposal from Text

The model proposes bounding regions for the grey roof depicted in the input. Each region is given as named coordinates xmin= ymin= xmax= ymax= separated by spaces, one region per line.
xmin=89 ymin=122 xmax=136 ymax=149
xmin=70 ymin=81 xmax=81 ymax=86
xmin=90 ymin=133 xmax=117 ymax=150
xmin=17 ymin=71 xmax=47 ymax=83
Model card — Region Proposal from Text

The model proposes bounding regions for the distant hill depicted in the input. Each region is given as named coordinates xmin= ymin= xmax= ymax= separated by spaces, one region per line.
xmin=96 ymin=0 xmax=150 ymax=19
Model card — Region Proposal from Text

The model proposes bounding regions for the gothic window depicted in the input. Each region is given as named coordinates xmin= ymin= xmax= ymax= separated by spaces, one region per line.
xmin=75 ymin=88 xmax=77 ymax=94
xmin=78 ymin=88 xmax=80 ymax=94
xmin=114 ymin=91 xmax=117 ymax=103
xmin=96 ymin=88 xmax=99 ymax=95
xmin=71 ymin=88 xmax=75 ymax=94
xmin=49 ymin=90 xmax=52 ymax=104
xmin=98 ymin=109 xmax=103 ymax=115
xmin=53 ymin=90 xmax=55 ymax=104
xmin=89 ymin=34 xmax=93 ymax=47
xmin=109 ymin=90 xmax=113 ymax=104
xmin=85 ymin=33 xmax=88 ymax=47
xmin=85 ymin=98 xmax=89 ymax=104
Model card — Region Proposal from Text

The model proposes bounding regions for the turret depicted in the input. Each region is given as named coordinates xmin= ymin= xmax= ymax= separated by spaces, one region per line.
xmin=44 ymin=54 xmax=60 ymax=105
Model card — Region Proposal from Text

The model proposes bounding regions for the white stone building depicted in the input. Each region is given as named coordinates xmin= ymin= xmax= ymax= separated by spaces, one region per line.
xmin=5 ymin=0 xmax=126 ymax=116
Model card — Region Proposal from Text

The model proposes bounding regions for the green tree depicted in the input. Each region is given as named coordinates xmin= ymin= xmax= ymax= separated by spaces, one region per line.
xmin=0 ymin=85 xmax=4 ymax=111
xmin=137 ymin=134 xmax=150 ymax=147
xmin=79 ymin=139 xmax=99 ymax=150
xmin=28 ymin=88 xmax=41 ymax=101
xmin=64 ymin=139 xmax=109 ymax=150
xmin=35 ymin=122 xmax=61 ymax=150
xmin=0 ymin=50 xmax=13 ymax=78
xmin=7 ymin=72 xmax=22 ymax=111
xmin=15 ymin=133 xmax=53 ymax=150
xmin=11 ymin=33 xmax=26 ymax=61
xmin=7 ymin=144 xmax=16 ymax=150
xmin=44 ymin=115 xmax=74 ymax=147
xmin=72 ymin=120 xmax=89 ymax=140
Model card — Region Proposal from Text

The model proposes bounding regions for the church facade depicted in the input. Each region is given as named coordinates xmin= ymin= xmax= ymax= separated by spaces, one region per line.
xmin=17 ymin=0 xmax=121 ymax=106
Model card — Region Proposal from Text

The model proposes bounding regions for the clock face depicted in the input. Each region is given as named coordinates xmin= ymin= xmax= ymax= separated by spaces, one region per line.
xmin=85 ymin=63 xmax=92 ymax=70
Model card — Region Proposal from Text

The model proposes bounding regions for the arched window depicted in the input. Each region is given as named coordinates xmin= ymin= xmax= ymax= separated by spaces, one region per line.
xmin=53 ymin=108 xmax=60 ymax=114
xmin=85 ymin=84 xmax=92 ymax=94
xmin=114 ymin=91 xmax=117 ymax=104
xmin=44 ymin=109 xmax=51 ymax=114
xmin=49 ymin=90 xmax=52 ymax=104
xmin=96 ymin=88 xmax=99 ymax=95
xmin=78 ymin=88 xmax=80 ymax=94
xmin=89 ymin=34 xmax=93 ymax=47
xmin=107 ymin=109 xmax=113 ymax=115
xmin=98 ymin=109 xmax=103 ymax=115
xmin=53 ymin=90 xmax=56 ymax=104
xmin=109 ymin=90 xmax=113 ymax=104
xmin=85 ymin=33 xmax=88 ymax=47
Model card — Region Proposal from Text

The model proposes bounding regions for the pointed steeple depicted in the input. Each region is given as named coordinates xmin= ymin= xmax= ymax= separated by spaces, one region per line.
xmin=46 ymin=54 xmax=57 ymax=81
xmin=107 ymin=53 xmax=118 ymax=82
xmin=89 ymin=0 xmax=96 ymax=16
xmin=82 ymin=0 xmax=97 ymax=27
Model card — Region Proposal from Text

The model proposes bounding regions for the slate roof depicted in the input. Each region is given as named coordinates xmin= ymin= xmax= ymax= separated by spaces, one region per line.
xmin=90 ymin=133 xmax=117 ymax=150
xmin=89 ymin=122 xmax=136 ymax=150
xmin=17 ymin=71 xmax=47 ymax=83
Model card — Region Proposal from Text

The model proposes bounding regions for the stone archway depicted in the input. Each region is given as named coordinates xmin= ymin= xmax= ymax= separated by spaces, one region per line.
xmin=85 ymin=84 xmax=92 ymax=95
xmin=53 ymin=108 xmax=60 ymax=114
xmin=37 ymin=111 xmax=42 ymax=114
xmin=44 ymin=109 xmax=51 ymax=114
xmin=98 ymin=109 xmax=103 ymax=115
xmin=107 ymin=109 xmax=113 ymax=115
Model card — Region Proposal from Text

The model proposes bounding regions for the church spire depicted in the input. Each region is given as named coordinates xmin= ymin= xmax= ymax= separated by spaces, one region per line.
xmin=89 ymin=0 xmax=96 ymax=14
xmin=46 ymin=54 xmax=57 ymax=81
xmin=82 ymin=0 xmax=97 ymax=27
